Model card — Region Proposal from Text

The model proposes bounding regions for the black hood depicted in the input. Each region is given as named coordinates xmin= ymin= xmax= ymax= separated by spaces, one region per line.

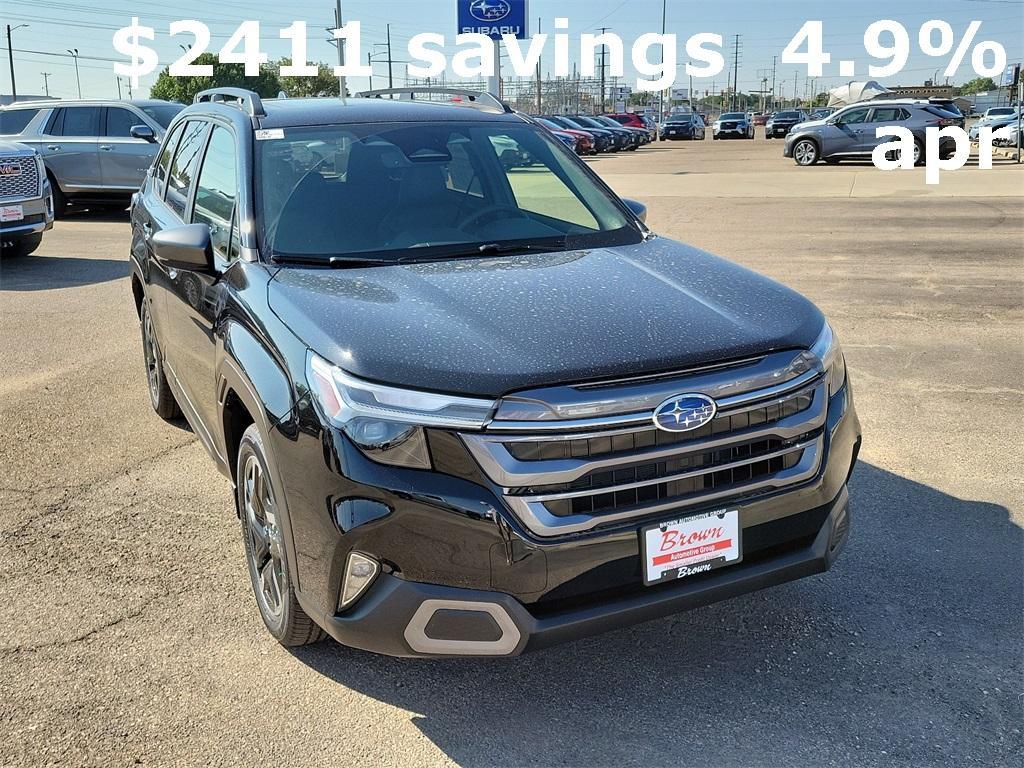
xmin=267 ymin=239 xmax=825 ymax=398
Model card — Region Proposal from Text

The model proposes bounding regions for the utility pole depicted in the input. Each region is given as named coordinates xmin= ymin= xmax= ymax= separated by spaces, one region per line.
xmin=596 ymin=27 xmax=612 ymax=115
xmin=731 ymin=35 xmax=740 ymax=111
xmin=386 ymin=23 xmax=393 ymax=89
xmin=7 ymin=24 xmax=28 ymax=102
xmin=793 ymin=71 xmax=798 ymax=108
xmin=535 ymin=17 xmax=542 ymax=114
xmin=770 ymin=56 xmax=777 ymax=111
xmin=41 ymin=71 xmax=51 ymax=97
xmin=366 ymin=52 xmax=372 ymax=90
xmin=333 ymin=0 xmax=346 ymax=97
xmin=658 ymin=0 xmax=666 ymax=135
xmin=116 ymin=76 xmax=122 ymax=99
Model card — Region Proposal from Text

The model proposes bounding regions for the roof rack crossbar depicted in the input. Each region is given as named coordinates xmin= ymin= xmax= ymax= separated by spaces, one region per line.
xmin=355 ymin=87 xmax=513 ymax=114
xmin=194 ymin=87 xmax=266 ymax=117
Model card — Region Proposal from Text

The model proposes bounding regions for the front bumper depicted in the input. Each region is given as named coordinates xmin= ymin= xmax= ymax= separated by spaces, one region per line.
xmin=0 ymin=181 xmax=54 ymax=240
xmin=276 ymin=377 xmax=861 ymax=657
xmin=315 ymin=486 xmax=851 ymax=657
xmin=714 ymin=127 xmax=749 ymax=138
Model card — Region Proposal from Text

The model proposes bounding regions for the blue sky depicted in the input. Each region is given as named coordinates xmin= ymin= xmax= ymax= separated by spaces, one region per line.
xmin=3 ymin=0 xmax=1022 ymax=100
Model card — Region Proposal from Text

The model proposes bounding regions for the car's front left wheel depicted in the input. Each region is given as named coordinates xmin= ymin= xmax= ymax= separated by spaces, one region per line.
xmin=793 ymin=139 xmax=819 ymax=166
xmin=238 ymin=424 xmax=325 ymax=647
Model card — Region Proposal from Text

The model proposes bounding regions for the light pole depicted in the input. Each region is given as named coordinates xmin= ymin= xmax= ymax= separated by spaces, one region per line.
xmin=6 ymin=24 xmax=28 ymax=102
xmin=41 ymin=71 xmax=51 ymax=97
xmin=67 ymin=48 xmax=81 ymax=98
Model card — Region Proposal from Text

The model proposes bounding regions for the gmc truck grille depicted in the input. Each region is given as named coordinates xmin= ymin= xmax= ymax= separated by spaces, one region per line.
xmin=461 ymin=356 xmax=827 ymax=538
xmin=0 ymin=156 xmax=41 ymax=200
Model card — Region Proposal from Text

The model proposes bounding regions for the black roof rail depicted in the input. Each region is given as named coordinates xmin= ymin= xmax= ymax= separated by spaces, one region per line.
xmin=194 ymin=87 xmax=266 ymax=117
xmin=355 ymin=87 xmax=513 ymax=114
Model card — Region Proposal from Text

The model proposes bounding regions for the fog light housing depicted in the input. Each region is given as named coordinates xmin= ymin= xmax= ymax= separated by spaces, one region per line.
xmin=339 ymin=552 xmax=379 ymax=610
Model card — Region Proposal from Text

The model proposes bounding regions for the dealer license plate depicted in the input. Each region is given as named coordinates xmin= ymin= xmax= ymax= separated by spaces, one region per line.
xmin=0 ymin=204 xmax=24 ymax=223
xmin=641 ymin=509 xmax=741 ymax=585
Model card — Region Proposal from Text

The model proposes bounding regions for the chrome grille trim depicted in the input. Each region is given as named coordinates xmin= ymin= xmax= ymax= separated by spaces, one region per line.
xmin=461 ymin=360 xmax=829 ymax=537
xmin=516 ymin=437 xmax=818 ymax=503
xmin=0 ymin=155 xmax=41 ymax=200
xmin=503 ymin=437 xmax=822 ymax=537
xmin=462 ymin=378 xmax=825 ymax=487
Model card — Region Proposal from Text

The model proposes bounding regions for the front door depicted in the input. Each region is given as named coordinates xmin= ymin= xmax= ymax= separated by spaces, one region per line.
xmin=99 ymin=107 xmax=162 ymax=191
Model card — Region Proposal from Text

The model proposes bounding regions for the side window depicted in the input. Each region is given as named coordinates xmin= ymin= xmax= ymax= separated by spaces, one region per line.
xmin=105 ymin=107 xmax=145 ymax=137
xmin=0 ymin=108 xmax=40 ymax=135
xmin=155 ymin=122 xmax=185 ymax=195
xmin=445 ymin=138 xmax=483 ymax=197
xmin=191 ymin=126 xmax=239 ymax=262
xmin=836 ymin=108 xmax=870 ymax=126
xmin=55 ymin=106 xmax=100 ymax=137
xmin=870 ymin=107 xmax=904 ymax=123
xmin=165 ymin=121 xmax=208 ymax=219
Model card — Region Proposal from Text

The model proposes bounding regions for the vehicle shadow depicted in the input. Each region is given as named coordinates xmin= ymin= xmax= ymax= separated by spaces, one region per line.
xmin=291 ymin=462 xmax=1022 ymax=767
xmin=0 ymin=255 xmax=128 ymax=291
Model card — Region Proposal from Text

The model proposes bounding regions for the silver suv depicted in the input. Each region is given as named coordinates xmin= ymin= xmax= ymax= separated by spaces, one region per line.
xmin=0 ymin=99 xmax=183 ymax=216
xmin=0 ymin=139 xmax=54 ymax=256
xmin=783 ymin=100 xmax=960 ymax=166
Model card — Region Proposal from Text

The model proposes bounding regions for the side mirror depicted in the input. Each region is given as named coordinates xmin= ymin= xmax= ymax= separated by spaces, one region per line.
xmin=622 ymin=198 xmax=648 ymax=224
xmin=152 ymin=224 xmax=215 ymax=273
xmin=130 ymin=124 xmax=156 ymax=143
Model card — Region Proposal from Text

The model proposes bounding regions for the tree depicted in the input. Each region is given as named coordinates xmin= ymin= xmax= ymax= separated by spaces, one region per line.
xmin=149 ymin=53 xmax=281 ymax=104
xmin=273 ymin=59 xmax=343 ymax=98
xmin=959 ymin=77 xmax=998 ymax=95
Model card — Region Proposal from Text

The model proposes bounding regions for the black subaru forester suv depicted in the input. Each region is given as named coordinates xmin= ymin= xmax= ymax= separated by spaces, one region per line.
xmin=130 ymin=87 xmax=860 ymax=656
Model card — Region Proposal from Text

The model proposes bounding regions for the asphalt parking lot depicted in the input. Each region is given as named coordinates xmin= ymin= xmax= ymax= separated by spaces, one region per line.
xmin=1 ymin=136 xmax=1022 ymax=767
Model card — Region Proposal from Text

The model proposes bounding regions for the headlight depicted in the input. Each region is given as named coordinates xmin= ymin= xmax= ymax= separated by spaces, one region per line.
xmin=810 ymin=324 xmax=848 ymax=397
xmin=306 ymin=353 xmax=496 ymax=469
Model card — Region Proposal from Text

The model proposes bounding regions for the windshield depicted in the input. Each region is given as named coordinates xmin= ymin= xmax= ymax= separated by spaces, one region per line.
xmin=988 ymin=108 xmax=1014 ymax=117
xmin=257 ymin=122 xmax=640 ymax=263
xmin=720 ymin=113 xmax=745 ymax=120
xmin=776 ymin=111 xmax=801 ymax=119
xmin=139 ymin=104 xmax=184 ymax=128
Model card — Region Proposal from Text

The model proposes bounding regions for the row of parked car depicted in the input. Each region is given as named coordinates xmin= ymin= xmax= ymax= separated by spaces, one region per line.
xmin=532 ymin=114 xmax=657 ymax=155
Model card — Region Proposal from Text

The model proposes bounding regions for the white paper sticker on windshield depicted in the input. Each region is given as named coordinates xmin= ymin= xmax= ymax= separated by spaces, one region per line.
xmin=255 ymin=129 xmax=284 ymax=140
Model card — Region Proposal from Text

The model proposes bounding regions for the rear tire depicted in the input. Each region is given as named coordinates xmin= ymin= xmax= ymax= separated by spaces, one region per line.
xmin=140 ymin=300 xmax=181 ymax=420
xmin=238 ymin=424 xmax=325 ymax=647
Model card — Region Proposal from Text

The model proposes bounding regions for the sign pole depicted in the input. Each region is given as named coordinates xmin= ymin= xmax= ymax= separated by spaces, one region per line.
xmin=488 ymin=37 xmax=501 ymax=98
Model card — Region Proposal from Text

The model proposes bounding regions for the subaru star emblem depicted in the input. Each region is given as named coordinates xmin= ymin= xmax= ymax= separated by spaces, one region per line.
xmin=469 ymin=0 xmax=511 ymax=22
xmin=652 ymin=394 xmax=717 ymax=433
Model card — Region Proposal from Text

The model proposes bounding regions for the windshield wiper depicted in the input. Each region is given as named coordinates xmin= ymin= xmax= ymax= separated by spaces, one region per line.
xmin=272 ymin=252 xmax=397 ymax=268
xmin=418 ymin=240 xmax=570 ymax=260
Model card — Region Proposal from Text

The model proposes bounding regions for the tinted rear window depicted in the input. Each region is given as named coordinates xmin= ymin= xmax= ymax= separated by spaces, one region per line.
xmin=0 ymin=108 xmax=41 ymax=135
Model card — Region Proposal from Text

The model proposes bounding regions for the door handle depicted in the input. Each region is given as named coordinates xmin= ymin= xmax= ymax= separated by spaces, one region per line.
xmin=46 ymin=144 xmax=61 ymax=151
xmin=99 ymin=145 xmax=114 ymax=151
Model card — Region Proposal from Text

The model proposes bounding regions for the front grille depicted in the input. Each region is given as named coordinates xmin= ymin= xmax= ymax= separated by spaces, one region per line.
xmin=722 ymin=122 xmax=737 ymax=129
xmin=0 ymin=156 xmax=41 ymax=200
xmin=461 ymin=359 xmax=828 ymax=538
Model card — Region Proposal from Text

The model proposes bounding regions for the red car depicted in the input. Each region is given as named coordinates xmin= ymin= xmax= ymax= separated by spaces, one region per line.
xmin=605 ymin=112 xmax=657 ymax=140
xmin=753 ymin=112 xmax=769 ymax=126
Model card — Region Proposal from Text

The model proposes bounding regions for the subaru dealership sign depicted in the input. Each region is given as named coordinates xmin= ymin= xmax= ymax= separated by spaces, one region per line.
xmin=458 ymin=0 xmax=528 ymax=40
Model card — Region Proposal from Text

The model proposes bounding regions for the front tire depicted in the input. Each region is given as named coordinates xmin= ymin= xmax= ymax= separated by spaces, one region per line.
xmin=3 ymin=233 xmax=42 ymax=257
xmin=140 ymin=300 xmax=181 ymax=420
xmin=48 ymin=174 xmax=68 ymax=218
xmin=238 ymin=424 xmax=324 ymax=647
xmin=793 ymin=139 xmax=820 ymax=166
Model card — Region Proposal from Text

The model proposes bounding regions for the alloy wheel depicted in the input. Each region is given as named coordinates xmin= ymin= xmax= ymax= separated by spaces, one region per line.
xmin=794 ymin=140 xmax=818 ymax=165
xmin=243 ymin=455 xmax=286 ymax=623
xmin=142 ymin=306 xmax=160 ymax=406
